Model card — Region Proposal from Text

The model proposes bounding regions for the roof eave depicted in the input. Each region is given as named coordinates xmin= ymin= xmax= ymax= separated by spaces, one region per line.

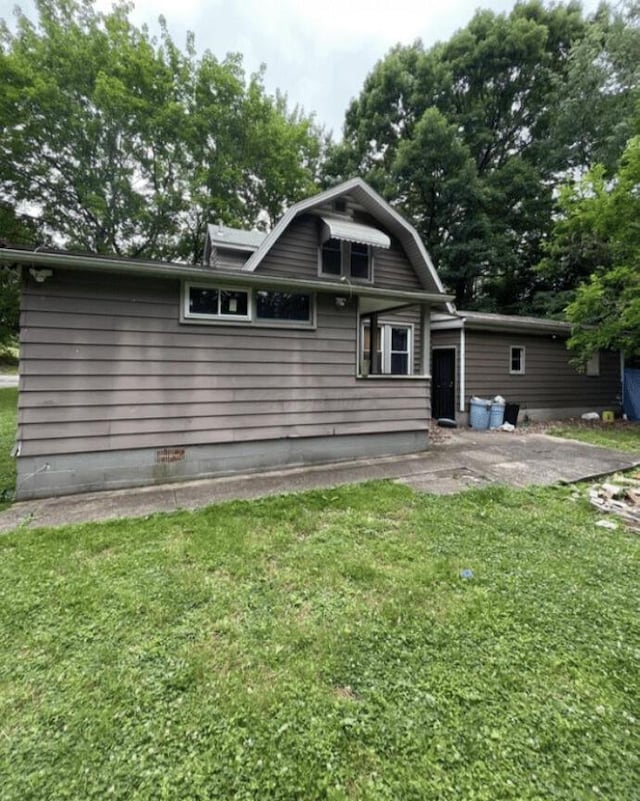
xmin=0 ymin=248 xmax=453 ymax=305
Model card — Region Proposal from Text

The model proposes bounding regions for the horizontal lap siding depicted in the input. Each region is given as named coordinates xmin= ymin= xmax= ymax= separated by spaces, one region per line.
xmin=464 ymin=331 xmax=621 ymax=409
xmin=257 ymin=214 xmax=424 ymax=291
xmin=19 ymin=271 xmax=429 ymax=457
xmin=258 ymin=216 xmax=318 ymax=277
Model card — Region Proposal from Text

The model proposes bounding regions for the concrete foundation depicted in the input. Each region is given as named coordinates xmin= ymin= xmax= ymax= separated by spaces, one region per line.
xmin=16 ymin=430 xmax=429 ymax=500
xmin=457 ymin=406 xmax=616 ymax=427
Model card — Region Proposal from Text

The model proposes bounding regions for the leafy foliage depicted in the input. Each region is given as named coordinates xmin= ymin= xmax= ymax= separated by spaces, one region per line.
xmin=324 ymin=1 xmax=640 ymax=313
xmin=543 ymin=135 xmax=640 ymax=362
xmin=0 ymin=0 xmax=324 ymax=263
xmin=0 ymin=480 xmax=639 ymax=799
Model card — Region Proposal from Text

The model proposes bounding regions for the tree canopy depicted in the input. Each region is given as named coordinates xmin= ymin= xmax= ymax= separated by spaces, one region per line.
xmin=545 ymin=134 xmax=640 ymax=363
xmin=0 ymin=0 xmax=324 ymax=263
xmin=323 ymin=1 xmax=640 ymax=313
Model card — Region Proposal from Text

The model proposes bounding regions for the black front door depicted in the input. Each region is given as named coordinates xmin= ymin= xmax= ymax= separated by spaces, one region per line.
xmin=432 ymin=348 xmax=456 ymax=420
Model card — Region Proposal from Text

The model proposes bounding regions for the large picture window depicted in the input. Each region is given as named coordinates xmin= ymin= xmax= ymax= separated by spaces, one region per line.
xmin=361 ymin=321 xmax=412 ymax=375
xmin=255 ymin=290 xmax=311 ymax=322
xmin=187 ymin=286 xmax=250 ymax=320
xmin=183 ymin=283 xmax=313 ymax=327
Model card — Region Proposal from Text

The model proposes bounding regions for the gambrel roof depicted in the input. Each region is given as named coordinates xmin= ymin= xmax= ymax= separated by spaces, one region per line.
xmin=243 ymin=178 xmax=447 ymax=297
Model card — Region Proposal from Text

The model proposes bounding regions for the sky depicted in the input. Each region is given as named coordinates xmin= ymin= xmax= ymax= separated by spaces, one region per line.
xmin=0 ymin=0 xmax=603 ymax=137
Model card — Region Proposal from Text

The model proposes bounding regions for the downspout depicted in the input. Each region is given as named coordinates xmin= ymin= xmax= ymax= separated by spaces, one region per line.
xmin=459 ymin=326 xmax=466 ymax=413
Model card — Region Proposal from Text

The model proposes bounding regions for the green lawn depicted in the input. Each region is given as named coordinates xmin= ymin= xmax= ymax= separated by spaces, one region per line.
xmin=0 ymin=386 xmax=17 ymax=506
xmin=548 ymin=420 xmax=640 ymax=453
xmin=1 ymin=481 xmax=638 ymax=800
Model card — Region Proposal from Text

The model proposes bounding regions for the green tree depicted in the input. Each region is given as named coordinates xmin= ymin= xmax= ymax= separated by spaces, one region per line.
xmin=324 ymin=1 xmax=639 ymax=312
xmin=561 ymin=136 xmax=640 ymax=362
xmin=0 ymin=0 xmax=323 ymax=263
xmin=0 ymin=205 xmax=46 ymax=344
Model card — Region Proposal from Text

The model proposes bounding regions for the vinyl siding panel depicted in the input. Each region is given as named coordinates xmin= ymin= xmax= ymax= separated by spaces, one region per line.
xmin=257 ymin=214 xmax=423 ymax=290
xmin=18 ymin=270 xmax=430 ymax=459
xmin=464 ymin=331 xmax=620 ymax=411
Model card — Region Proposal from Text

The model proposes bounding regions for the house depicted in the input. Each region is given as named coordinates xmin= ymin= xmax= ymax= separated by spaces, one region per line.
xmin=2 ymin=178 xmax=453 ymax=499
xmin=431 ymin=311 xmax=622 ymax=424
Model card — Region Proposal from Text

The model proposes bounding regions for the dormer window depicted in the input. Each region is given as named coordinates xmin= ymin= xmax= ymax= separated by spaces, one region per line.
xmin=321 ymin=238 xmax=342 ymax=276
xmin=318 ymin=216 xmax=390 ymax=283
xmin=320 ymin=238 xmax=373 ymax=281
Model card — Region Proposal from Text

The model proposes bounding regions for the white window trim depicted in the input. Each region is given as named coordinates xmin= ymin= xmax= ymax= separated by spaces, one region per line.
xmin=183 ymin=282 xmax=252 ymax=322
xmin=181 ymin=282 xmax=316 ymax=329
xmin=360 ymin=320 xmax=414 ymax=376
xmin=318 ymin=240 xmax=375 ymax=284
xmin=509 ymin=345 xmax=526 ymax=375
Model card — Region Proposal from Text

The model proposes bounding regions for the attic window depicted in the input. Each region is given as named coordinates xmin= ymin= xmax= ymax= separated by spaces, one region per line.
xmin=333 ymin=199 xmax=347 ymax=213
xmin=318 ymin=216 xmax=390 ymax=283
xmin=320 ymin=239 xmax=373 ymax=281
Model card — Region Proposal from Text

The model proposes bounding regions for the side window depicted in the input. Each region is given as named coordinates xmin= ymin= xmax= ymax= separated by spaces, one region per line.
xmin=510 ymin=346 xmax=525 ymax=375
xmin=585 ymin=351 xmax=600 ymax=376
xmin=361 ymin=322 xmax=412 ymax=375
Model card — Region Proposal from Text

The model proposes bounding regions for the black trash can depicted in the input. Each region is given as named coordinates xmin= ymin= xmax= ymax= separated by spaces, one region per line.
xmin=504 ymin=402 xmax=520 ymax=426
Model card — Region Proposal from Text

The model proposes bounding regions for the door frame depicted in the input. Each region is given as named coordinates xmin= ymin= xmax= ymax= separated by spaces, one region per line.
xmin=431 ymin=345 xmax=457 ymax=420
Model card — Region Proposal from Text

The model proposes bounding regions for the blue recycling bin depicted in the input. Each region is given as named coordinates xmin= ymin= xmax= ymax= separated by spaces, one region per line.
xmin=489 ymin=401 xmax=505 ymax=429
xmin=469 ymin=397 xmax=491 ymax=429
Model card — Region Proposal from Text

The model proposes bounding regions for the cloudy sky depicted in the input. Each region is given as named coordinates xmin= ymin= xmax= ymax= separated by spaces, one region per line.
xmin=0 ymin=0 xmax=602 ymax=137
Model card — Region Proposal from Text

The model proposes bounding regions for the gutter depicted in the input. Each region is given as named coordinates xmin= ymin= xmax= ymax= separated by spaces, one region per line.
xmin=0 ymin=247 xmax=454 ymax=306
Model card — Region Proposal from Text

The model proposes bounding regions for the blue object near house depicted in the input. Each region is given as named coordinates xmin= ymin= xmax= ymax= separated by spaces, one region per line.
xmin=469 ymin=397 xmax=491 ymax=429
xmin=623 ymin=368 xmax=640 ymax=421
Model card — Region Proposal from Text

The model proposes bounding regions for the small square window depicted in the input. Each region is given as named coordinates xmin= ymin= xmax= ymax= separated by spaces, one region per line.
xmin=220 ymin=289 xmax=248 ymax=317
xmin=189 ymin=287 xmax=218 ymax=316
xmin=510 ymin=346 xmax=525 ymax=375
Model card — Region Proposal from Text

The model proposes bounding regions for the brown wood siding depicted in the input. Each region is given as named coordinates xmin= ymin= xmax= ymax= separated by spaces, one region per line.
xmin=464 ymin=331 xmax=620 ymax=410
xmin=257 ymin=214 xmax=423 ymax=290
xmin=257 ymin=216 xmax=318 ymax=277
xmin=18 ymin=270 xmax=430 ymax=457
xmin=213 ymin=249 xmax=248 ymax=270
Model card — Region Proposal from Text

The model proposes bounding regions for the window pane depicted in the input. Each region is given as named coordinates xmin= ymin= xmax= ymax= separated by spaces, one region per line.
xmin=511 ymin=348 xmax=522 ymax=372
xmin=220 ymin=290 xmax=248 ymax=316
xmin=321 ymin=238 xmax=342 ymax=275
xmin=391 ymin=327 xmax=408 ymax=351
xmin=391 ymin=353 xmax=408 ymax=375
xmin=350 ymin=243 xmax=369 ymax=279
xmin=189 ymin=287 xmax=219 ymax=315
xmin=256 ymin=291 xmax=311 ymax=321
